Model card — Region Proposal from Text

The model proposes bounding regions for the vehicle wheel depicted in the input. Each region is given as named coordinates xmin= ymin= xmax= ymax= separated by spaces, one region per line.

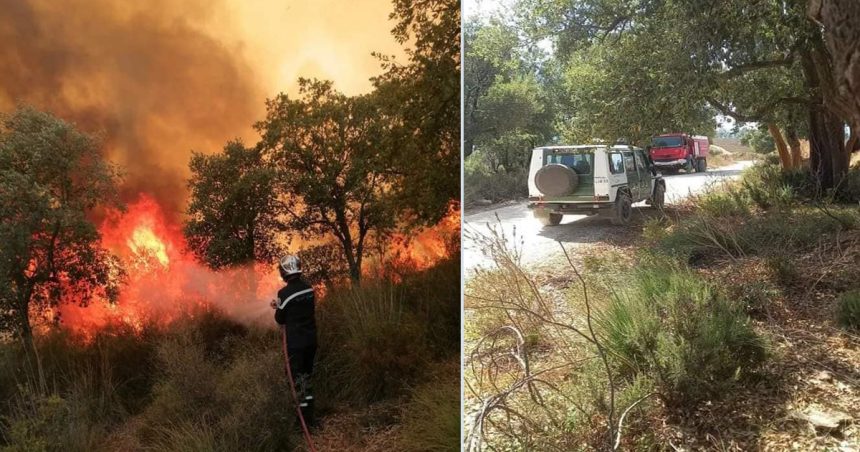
xmin=535 ymin=211 xmax=563 ymax=226
xmin=610 ymin=192 xmax=633 ymax=225
xmin=697 ymin=158 xmax=707 ymax=172
xmin=685 ymin=159 xmax=695 ymax=173
xmin=651 ymin=183 xmax=665 ymax=209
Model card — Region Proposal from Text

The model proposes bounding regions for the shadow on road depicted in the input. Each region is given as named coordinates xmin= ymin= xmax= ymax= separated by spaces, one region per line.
xmin=534 ymin=206 xmax=674 ymax=247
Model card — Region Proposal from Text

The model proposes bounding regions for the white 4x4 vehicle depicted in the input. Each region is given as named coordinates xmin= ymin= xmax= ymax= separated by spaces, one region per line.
xmin=527 ymin=145 xmax=665 ymax=226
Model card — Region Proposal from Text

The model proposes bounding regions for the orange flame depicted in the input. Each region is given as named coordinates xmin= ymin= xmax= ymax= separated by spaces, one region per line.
xmin=55 ymin=196 xmax=459 ymax=338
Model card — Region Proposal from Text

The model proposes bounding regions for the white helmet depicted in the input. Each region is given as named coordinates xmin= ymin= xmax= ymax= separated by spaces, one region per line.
xmin=279 ymin=255 xmax=302 ymax=277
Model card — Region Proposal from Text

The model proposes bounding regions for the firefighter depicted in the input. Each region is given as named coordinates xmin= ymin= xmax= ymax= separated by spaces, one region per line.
xmin=270 ymin=254 xmax=317 ymax=428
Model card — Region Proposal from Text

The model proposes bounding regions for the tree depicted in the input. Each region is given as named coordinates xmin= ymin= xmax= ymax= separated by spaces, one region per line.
xmin=741 ymin=126 xmax=777 ymax=155
xmin=372 ymin=0 xmax=461 ymax=225
xmin=256 ymin=79 xmax=396 ymax=284
xmin=523 ymin=0 xmax=854 ymax=187
xmin=464 ymin=18 xmax=556 ymax=171
xmin=555 ymin=34 xmax=717 ymax=145
xmin=0 ymin=107 xmax=123 ymax=358
xmin=184 ymin=140 xmax=282 ymax=270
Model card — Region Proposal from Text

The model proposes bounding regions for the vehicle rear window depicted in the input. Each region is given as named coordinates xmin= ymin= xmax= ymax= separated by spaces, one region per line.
xmin=651 ymin=136 xmax=684 ymax=147
xmin=545 ymin=153 xmax=594 ymax=175
xmin=609 ymin=152 xmax=624 ymax=174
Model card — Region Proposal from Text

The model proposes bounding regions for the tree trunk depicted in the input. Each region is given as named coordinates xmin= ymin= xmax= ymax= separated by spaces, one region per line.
xmin=767 ymin=123 xmax=793 ymax=169
xmin=17 ymin=282 xmax=44 ymax=390
xmin=847 ymin=128 xmax=859 ymax=155
xmin=808 ymin=106 xmax=846 ymax=190
xmin=786 ymin=127 xmax=803 ymax=168
xmin=800 ymin=43 xmax=849 ymax=189
xmin=809 ymin=0 xmax=860 ymax=135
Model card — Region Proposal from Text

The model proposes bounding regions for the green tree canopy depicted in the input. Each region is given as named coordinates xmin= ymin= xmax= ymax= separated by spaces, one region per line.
xmin=522 ymin=0 xmax=855 ymax=187
xmin=464 ymin=17 xmax=556 ymax=171
xmin=0 ymin=107 xmax=123 ymax=354
xmin=372 ymin=0 xmax=461 ymax=225
xmin=184 ymin=140 xmax=283 ymax=270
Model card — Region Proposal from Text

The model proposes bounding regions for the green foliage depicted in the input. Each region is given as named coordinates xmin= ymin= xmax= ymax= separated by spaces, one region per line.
xmin=1 ymin=391 xmax=105 ymax=452
xmin=0 ymin=106 xmax=124 ymax=348
xmin=519 ymin=0 xmax=860 ymax=189
xmin=464 ymin=152 xmax=528 ymax=205
xmin=695 ymin=186 xmax=753 ymax=218
xmin=740 ymin=164 xmax=804 ymax=209
xmin=557 ymin=33 xmax=716 ymax=145
xmin=184 ymin=140 xmax=282 ymax=270
xmin=599 ymin=260 xmax=767 ymax=405
xmin=740 ymin=126 xmax=776 ymax=155
xmin=837 ymin=290 xmax=860 ymax=331
xmin=375 ymin=0 xmax=460 ymax=225
xmin=463 ymin=17 xmax=555 ymax=203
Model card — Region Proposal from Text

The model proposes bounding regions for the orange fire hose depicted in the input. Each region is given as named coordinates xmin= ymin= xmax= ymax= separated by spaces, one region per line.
xmin=280 ymin=325 xmax=317 ymax=452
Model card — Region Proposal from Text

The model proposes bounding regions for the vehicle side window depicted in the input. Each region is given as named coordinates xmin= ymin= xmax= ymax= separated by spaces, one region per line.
xmin=623 ymin=153 xmax=635 ymax=173
xmin=609 ymin=153 xmax=624 ymax=174
xmin=633 ymin=150 xmax=648 ymax=171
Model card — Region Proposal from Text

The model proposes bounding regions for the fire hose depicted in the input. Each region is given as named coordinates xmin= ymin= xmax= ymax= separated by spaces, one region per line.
xmin=280 ymin=325 xmax=317 ymax=452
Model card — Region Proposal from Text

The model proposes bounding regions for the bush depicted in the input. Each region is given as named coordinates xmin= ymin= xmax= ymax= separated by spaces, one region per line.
xmin=464 ymin=154 xmax=528 ymax=205
xmin=121 ymin=317 xmax=297 ymax=450
xmin=740 ymin=165 xmax=800 ymax=210
xmin=696 ymin=186 xmax=752 ymax=218
xmin=837 ymin=290 xmax=860 ymax=331
xmin=834 ymin=166 xmax=860 ymax=203
xmin=1 ymin=390 xmax=108 ymax=452
xmin=1 ymin=259 xmax=459 ymax=450
xmin=317 ymin=281 xmax=431 ymax=404
xmin=599 ymin=260 xmax=768 ymax=405
xmin=399 ymin=361 xmax=459 ymax=452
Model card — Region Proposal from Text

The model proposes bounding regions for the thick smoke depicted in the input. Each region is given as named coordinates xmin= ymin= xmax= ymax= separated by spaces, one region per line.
xmin=0 ymin=0 xmax=262 ymax=219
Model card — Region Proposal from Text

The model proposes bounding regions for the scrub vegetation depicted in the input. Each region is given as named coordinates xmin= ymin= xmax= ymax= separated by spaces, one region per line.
xmin=0 ymin=257 xmax=460 ymax=451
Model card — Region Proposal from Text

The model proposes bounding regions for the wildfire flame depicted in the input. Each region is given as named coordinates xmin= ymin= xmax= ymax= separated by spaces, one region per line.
xmin=55 ymin=195 xmax=459 ymax=338
xmin=128 ymin=225 xmax=170 ymax=269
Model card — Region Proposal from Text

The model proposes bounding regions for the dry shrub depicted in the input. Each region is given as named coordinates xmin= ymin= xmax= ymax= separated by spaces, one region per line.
xmin=837 ymin=289 xmax=860 ymax=331
xmin=399 ymin=360 xmax=460 ymax=452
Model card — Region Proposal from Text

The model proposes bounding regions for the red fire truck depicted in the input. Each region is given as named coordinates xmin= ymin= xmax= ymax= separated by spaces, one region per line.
xmin=648 ymin=133 xmax=709 ymax=173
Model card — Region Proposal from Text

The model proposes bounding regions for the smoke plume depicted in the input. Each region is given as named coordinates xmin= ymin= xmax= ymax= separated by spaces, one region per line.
xmin=0 ymin=0 xmax=263 ymax=220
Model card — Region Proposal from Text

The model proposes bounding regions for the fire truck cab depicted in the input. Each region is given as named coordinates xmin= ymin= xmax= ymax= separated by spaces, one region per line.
xmin=648 ymin=133 xmax=709 ymax=174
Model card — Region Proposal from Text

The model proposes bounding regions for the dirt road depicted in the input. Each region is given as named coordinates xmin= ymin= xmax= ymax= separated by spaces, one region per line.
xmin=463 ymin=161 xmax=753 ymax=273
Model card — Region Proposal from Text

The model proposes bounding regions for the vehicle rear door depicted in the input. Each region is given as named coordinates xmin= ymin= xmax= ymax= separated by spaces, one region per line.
xmin=633 ymin=149 xmax=651 ymax=201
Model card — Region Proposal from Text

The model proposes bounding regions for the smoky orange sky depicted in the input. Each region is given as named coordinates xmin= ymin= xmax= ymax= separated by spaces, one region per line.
xmin=0 ymin=0 xmax=405 ymax=219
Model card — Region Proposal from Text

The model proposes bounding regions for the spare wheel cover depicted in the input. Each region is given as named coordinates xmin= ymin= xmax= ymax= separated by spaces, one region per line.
xmin=535 ymin=163 xmax=579 ymax=197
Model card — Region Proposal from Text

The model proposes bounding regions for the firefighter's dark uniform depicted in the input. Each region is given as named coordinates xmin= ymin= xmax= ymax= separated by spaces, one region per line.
xmin=275 ymin=276 xmax=317 ymax=426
